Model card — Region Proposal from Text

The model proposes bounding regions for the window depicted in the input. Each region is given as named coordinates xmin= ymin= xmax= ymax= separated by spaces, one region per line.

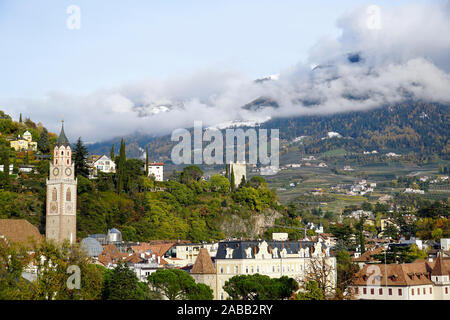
xmin=66 ymin=188 xmax=71 ymax=201
xmin=226 ymin=266 xmax=230 ymax=274
xmin=363 ymin=288 xmax=367 ymax=295
xmin=235 ymin=266 xmax=238 ymax=274
xmin=389 ymin=288 xmax=392 ymax=296
xmin=61 ymin=151 xmax=64 ymax=155
xmin=417 ymin=288 xmax=420 ymax=295
xmin=370 ymin=288 xmax=374 ymax=295
xmin=423 ymin=288 xmax=426 ymax=295
xmin=246 ymin=266 xmax=248 ymax=274
xmin=220 ymin=267 xmax=223 ymax=274
xmin=446 ymin=287 xmax=448 ymax=294
xmin=52 ymin=188 xmax=57 ymax=201
xmin=398 ymin=289 xmax=402 ymax=296
xmin=411 ymin=289 xmax=414 ymax=296
xmin=379 ymin=288 xmax=383 ymax=295
xmin=430 ymin=288 xmax=432 ymax=294
xmin=355 ymin=288 xmax=359 ymax=294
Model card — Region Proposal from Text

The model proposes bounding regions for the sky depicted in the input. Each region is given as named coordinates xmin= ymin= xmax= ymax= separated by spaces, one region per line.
xmin=0 ymin=0 xmax=448 ymax=142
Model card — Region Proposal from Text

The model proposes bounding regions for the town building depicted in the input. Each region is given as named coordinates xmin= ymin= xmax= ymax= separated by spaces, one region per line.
xmin=192 ymin=239 xmax=336 ymax=300
xmin=352 ymin=253 xmax=450 ymax=300
xmin=45 ymin=121 xmax=77 ymax=244
xmin=9 ymin=131 xmax=37 ymax=151
xmin=148 ymin=162 xmax=164 ymax=181
xmin=0 ymin=164 xmax=14 ymax=175
xmin=173 ymin=242 xmax=219 ymax=266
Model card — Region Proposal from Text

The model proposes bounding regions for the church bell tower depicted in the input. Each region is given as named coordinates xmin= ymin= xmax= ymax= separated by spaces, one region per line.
xmin=45 ymin=121 xmax=77 ymax=244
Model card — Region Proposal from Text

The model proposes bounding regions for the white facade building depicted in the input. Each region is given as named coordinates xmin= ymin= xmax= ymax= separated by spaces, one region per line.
xmin=88 ymin=155 xmax=116 ymax=177
xmin=148 ymin=162 xmax=164 ymax=181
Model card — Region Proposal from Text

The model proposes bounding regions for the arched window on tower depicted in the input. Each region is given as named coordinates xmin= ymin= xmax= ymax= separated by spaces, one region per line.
xmin=66 ymin=188 xmax=71 ymax=201
xmin=52 ymin=188 xmax=57 ymax=201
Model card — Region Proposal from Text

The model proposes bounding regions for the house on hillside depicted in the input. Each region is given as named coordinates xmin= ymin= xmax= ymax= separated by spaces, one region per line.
xmin=87 ymin=155 xmax=116 ymax=178
xmin=9 ymin=131 xmax=37 ymax=151
xmin=147 ymin=162 xmax=164 ymax=181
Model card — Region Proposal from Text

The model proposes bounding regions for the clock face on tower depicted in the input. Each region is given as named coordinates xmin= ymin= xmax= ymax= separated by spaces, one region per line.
xmin=53 ymin=167 xmax=59 ymax=177
xmin=65 ymin=168 xmax=72 ymax=176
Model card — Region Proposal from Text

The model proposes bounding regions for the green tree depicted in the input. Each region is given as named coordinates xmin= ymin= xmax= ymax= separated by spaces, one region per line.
xmin=0 ymin=242 xmax=33 ymax=299
xmin=230 ymin=167 xmax=235 ymax=192
xmin=335 ymin=250 xmax=359 ymax=299
xmin=30 ymin=240 xmax=104 ymax=300
xmin=223 ymin=274 xmax=297 ymax=300
xmin=115 ymin=139 xmax=126 ymax=194
xmin=106 ymin=263 xmax=147 ymax=300
xmin=431 ymin=228 xmax=443 ymax=242
xmin=147 ymin=269 xmax=212 ymax=300
xmin=179 ymin=165 xmax=203 ymax=185
xmin=145 ymin=146 xmax=149 ymax=177
xmin=295 ymin=280 xmax=324 ymax=300
xmin=110 ymin=144 xmax=115 ymax=161
xmin=209 ymin=174 xmax=230 ymax=193
xmin=73 ymin=137 xmax=89 ymax=178
xmin=37 ymin=128 xmax=50 ymax=153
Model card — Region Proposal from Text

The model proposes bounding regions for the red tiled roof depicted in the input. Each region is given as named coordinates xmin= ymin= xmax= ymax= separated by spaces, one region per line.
xmin=354 ymin=261 xmax=436 ymax=287
xmin=191 ymin=248 xmax=216 ymax=274
xmin=0 ymin=219 xmax=43 ymax=248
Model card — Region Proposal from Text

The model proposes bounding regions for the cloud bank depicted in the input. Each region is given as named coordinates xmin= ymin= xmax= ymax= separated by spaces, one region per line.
xmin=4 ymin=1 xmax=450 ymax=142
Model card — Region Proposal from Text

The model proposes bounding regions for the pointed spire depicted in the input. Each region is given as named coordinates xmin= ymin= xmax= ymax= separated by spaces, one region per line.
xmin=191 ymin=248 xmax=216 ymax=274
xmin=56 ymin=120 xmax=70 ymax=147
xmin=431 ymin=253 xmax=447 ymax=276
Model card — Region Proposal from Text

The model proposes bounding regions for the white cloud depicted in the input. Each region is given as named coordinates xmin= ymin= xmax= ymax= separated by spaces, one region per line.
xmin=3 ymin=1 xmax=450 ymax=142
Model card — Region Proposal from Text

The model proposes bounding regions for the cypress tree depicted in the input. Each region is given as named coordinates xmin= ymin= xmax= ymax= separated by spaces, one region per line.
xmin=73 ymin=137 xmax=89 ymax=177
xmin=110 ymin=144 xmax=115 ymax=161
xmin=225 ymin=163 xmax=229 ymax=179
xmin=19 ymin=113 xmax=22 ymax=123
xmin=230 ymin=167 xmax=235 ymax=192
xmin=145 ymin=146 xmax=149 ymax=177
xmin=116 ymin=139 xmax=126 ymax=193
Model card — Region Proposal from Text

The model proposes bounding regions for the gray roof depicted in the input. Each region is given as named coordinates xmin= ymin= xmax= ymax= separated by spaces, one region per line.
xmin=215 ymin=240 xmax=322 ymax=259
xmin=81 ymin=237 xmax=103 ymax=257
xmin=56 ymin=122 xmax=70 ymax=147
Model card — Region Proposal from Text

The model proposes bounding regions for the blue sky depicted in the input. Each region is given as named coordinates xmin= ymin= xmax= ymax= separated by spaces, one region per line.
xmin=0 ymin=0 xmax=429 ymax=99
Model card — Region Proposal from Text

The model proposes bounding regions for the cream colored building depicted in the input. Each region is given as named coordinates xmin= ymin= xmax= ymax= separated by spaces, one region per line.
xmin=174 ymin=242 xmax=218 ymax=266
xmin=352 ymin=253 xmax=450 ymax=300
xmin=192 ymin=240 xmax=337 ymax=300
xmin=10 ymin=131 xmax=37 ymax=151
